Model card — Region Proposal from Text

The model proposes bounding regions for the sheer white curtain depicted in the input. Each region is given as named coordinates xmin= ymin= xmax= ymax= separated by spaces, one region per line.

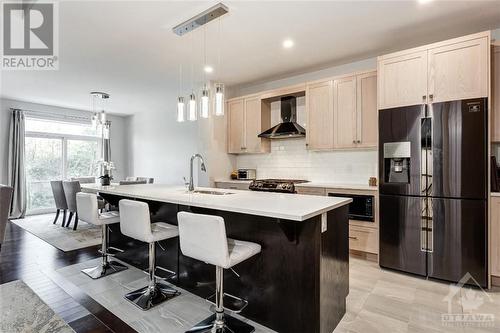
xmin=8 ymin=109 xmax=26 ymax=218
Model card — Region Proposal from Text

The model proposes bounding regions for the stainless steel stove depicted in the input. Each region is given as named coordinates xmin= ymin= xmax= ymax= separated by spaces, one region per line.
xmin=248 ymin=179 xmax=309 ymax=193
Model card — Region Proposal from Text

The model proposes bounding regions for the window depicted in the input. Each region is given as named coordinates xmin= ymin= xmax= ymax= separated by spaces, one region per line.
xmin=25 ymin=117 xmax=100 ymax=215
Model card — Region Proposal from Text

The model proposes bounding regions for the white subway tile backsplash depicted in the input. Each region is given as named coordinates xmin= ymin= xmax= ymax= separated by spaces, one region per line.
xmin=236 ymin=138 xmax=377 ymax=184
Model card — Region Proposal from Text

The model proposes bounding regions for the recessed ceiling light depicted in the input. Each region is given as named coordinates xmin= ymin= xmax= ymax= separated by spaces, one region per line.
xmin=204 ymin=65 xmax=214 ymax=73
xmin=418 ymin=0 xmax=433 ymax=4
xmin=283 ymin=39 xmax=294 ymax=49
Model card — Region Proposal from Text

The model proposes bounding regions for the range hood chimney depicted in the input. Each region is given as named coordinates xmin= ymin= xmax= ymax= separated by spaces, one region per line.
xmin=258 ymin=96 xmax=306 ymax=139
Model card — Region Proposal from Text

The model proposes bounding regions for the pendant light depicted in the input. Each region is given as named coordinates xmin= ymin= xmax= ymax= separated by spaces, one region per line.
xmin=177 ymin=97 xmax=185 ymax=122
xmin=214 ymin=18 xmax=224 ymax=116
xmin=188 ymin=93 xmax=197 ymax=121
xmin=177 ymin=64 xmax=185 ymax=122
xmin=90 ymin=92 xmax=110 ymax=129
xmin=188 ymin=31 xmax=197 ymax=121
xmin=215 ymin=83 xmax=224 ymax=116
xmin=200 ymin=26 xmax=210 ymax=119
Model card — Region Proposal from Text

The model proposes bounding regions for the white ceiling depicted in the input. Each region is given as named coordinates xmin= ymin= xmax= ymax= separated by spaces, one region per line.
xmin=2 ymin=0 xmax=500 ymax=115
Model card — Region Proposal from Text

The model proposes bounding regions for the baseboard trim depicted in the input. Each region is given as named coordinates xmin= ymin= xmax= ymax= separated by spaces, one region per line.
xmin=349 ymin=249 xmax=378 ymax=262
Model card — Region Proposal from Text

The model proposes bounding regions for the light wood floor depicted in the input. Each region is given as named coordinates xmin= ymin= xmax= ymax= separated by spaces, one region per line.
xmin=336 ymin=258 xmax=500 ymax=333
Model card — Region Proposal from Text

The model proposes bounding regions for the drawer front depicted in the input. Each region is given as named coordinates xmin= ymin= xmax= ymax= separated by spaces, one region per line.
xmin=349 ymin=225 xmax=378 ymax=254
xmin=214 ymin=182 xmax=250 ymax=191
xmin=296 ymin=187 xmax=326 ymax=196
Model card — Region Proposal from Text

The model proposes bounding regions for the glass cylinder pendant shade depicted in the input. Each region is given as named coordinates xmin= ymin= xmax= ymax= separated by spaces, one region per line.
xmin=215 ymin=83 xmax=224 ymax=116
xmin=177 ymin=97 xmax=185 ymax=122
xmin=200 ymin=88 xmax=210 ymax=119
xmin=188 ymin=93 xmax=197 ymax=121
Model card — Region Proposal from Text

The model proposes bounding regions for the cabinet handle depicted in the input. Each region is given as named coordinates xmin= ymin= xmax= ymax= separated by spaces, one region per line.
xmin=241 ymin=147 xmax=246 ymax=150
xmin=422 ymin=95 xmax=427 ymax=102
xmin=357 ymin=140 xmax=361 ymax=144
xmin=349 ymin=236 xmax=358 ymax=240
xmin=429 ymin=94 xmax=434 ymax=102
xmin=352 ymin=140 xmax=356 ymax=144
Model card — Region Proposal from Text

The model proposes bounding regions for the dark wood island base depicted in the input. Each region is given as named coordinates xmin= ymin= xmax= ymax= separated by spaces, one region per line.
xmin=101 ymin=193 xmax=349 ymax=333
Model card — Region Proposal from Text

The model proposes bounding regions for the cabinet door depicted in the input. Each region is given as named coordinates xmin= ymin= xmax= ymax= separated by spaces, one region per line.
xmin=227 ymin=99 xmax=244 ymax=154
xmin=428 ymin=37 xmax=488 ymax=103
xmin=356 ymin=72 xmax=378 ymax=148
xmin=492 ymin=197 xmax=500 ymax=277
xmin=378 ymin=50 xmax=428 ymax=109
xmin=492 ymin=46 xmax=500 ymax=142
xmin=306 ymin=80 xmax=334 ymax=150
xmin=244 ymin=96 xmax=262 ymax=153
xmin=333 ymin=76 xmax=357 ymax=149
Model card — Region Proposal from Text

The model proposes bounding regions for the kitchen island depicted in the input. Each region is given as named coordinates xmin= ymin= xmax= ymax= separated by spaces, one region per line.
xmin=82 ymin=184 xmax=351 ymax=333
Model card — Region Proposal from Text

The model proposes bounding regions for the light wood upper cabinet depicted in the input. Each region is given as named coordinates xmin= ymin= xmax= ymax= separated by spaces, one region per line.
xmin=428 ymin=37 xmax=489 ymax=103
xmin=244 ymin=96 xmax=263 ymax=153
xmin=306 ymin=80 xmax=334 ymax=150
xmin=378 ymin=31 xmax=490 ymax=109
xmin=227 ymin=96 xmax=270 ymax=154
xmin=491 ymin=197 xmax=500 ymax=277
xmin=333 ymin=76 xmax=357 ymax=149
xmin=332 ymin=71 xmax=378 ymax=149
xmin=357 ymin=72 xmax=378 ymax=148
xmin=227 ymin=99 xmax=244 ymax=154
xmin=492 ymin=46 xmax=500 ymax=142
xmin=378 ymin=50 xmax=428 ymax=109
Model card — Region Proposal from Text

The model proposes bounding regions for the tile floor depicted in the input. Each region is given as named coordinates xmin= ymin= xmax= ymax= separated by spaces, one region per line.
xmin=57 ymin=256 xmax=500 ymax=333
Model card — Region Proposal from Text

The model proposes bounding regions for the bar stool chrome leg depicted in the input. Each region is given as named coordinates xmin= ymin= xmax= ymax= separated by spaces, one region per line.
xmin=186 ymin=266 xmax=255 ymax=333
xmin=125 ymin=242 xmax=180 ymax=310
xmin=82 ymin=225 xmax=128 ymax=279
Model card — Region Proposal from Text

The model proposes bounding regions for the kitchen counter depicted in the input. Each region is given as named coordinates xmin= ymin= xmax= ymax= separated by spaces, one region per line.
xmin=82 ymin=183 xmax=351 ymax=333
xmin=82 ymin=184 xmax=351 ymax=221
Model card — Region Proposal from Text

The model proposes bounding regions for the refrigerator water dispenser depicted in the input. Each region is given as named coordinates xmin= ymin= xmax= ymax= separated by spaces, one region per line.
xmin=384 ymin=142 xmax=411 ymax=184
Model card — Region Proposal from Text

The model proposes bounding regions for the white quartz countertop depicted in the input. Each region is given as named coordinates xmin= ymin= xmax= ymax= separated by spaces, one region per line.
xmin=82 ymin=184 xmax=352 ymax=221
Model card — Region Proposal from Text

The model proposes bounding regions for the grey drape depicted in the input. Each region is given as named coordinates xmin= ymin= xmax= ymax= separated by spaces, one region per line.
xmin=8 ymin=109 xmax=26 ymax=219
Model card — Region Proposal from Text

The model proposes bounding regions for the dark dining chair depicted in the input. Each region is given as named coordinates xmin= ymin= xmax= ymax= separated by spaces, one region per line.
xmin=0 ymin=185 xmax=14 ymax=251
xmin=50 ymin=180 xmax=68 ymax=226
xmin=62 ymin=181 xmax=81 ymax=230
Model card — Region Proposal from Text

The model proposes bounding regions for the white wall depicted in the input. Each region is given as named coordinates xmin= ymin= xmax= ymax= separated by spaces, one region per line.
xmin=0 ymin=98 xmax=129 ymax=184
xmin=125 ymin=107 xmax=201 ymax=185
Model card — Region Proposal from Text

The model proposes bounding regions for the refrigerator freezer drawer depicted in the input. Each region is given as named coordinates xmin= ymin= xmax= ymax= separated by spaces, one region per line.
xmin=427 ymin=197 xmax=487 ymax=288
xmin=379 ymin=194 xmax=427 ymax=276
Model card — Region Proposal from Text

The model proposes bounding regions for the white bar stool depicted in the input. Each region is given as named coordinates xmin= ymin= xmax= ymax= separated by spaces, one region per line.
xmin=177 ymin=211 xmax=261 ymax=333
xmin=76 ymin=193 xmax=128 ymax=279
xmin=119 ymin=199 xmax=180 ymax=310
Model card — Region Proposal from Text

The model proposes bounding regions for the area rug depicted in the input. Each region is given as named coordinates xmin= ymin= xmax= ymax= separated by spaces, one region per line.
xmin=11 ymin=213 xmax=101 ymax=252
xmin=0 ymin=280 xmax=74 ymax=333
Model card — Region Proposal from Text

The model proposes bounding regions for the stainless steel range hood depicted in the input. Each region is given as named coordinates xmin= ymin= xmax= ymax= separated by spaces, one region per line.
xmin=258 ymin=96 xmax=306 ymax=139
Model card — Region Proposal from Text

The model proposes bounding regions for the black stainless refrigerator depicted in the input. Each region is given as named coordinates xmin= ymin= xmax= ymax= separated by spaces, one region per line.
xmin=378 ymin=98 xmax=488 ymax=287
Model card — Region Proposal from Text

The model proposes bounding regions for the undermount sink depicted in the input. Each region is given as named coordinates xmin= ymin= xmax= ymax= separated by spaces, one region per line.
xmin=191 ymin=190 xmax=235 ymax=195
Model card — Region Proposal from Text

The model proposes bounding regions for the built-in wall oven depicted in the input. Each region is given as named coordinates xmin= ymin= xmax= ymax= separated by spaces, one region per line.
xmin=328 ymin=193 xmax=374 ymax=222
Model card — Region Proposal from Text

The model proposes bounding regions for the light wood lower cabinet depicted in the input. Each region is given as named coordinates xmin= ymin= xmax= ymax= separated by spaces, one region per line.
xmin=349 ymin=225 xmax=379 ymax=255
xmin=214 ymin=181 xmax=250 ymax=191
xmin=295 ymin=186 xmax=326 ymax=196
xmin=491 ymin=197 xmax=500 ymax=277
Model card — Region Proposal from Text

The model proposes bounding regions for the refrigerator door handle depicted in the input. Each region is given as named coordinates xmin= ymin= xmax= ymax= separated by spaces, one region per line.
xmin=420 ymin=197 xmax=434 ymax=253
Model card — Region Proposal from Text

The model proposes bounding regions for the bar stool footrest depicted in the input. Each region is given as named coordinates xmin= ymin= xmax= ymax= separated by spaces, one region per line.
xmin=81 ymin=260 xmax=128 ymax=279
xmin=186 ymin=313 xmax=255 ymax=333
xmin=206 ymin=292 xmax=249 ymax=314
xmin=124 ymin=281 xmax=180 ymax=311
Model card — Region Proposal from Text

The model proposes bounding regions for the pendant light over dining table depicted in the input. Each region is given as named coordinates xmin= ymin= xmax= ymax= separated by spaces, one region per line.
xmin=173 ymin=2 xmax=228 ymax=122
